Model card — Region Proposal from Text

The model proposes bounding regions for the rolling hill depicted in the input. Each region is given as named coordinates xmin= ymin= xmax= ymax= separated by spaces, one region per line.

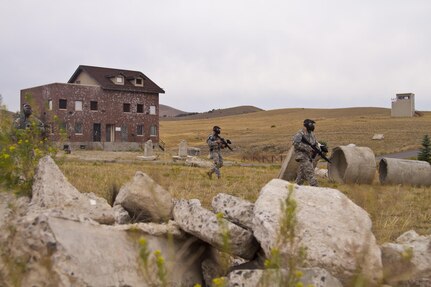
xmin=159 ymin=104 xmax=189 ymax=117
xmin=160 ymin=105 xmax=263 ymax=120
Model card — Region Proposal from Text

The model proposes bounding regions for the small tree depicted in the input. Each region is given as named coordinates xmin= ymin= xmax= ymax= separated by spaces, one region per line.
xmin=418 ymin=134 xmax=431 ymax=163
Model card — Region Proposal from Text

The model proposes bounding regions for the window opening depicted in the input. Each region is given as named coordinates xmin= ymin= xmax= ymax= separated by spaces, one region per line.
xmin=123 ymin=103 xmax=131 ymax=112
xmin=137 ymin=125 xmax=144 ymax=136
xmin=135 ymin=78 xmax=143 ymax=86
xmin=75 ymin=122 xmax=83 ymax=134
xmin=59 ymin=99 xmax=67 ymax=110
xmin=90 ymin=101 xmax=98 ymax=111
xmin=150 ymin=125 xmax=157 ymax=136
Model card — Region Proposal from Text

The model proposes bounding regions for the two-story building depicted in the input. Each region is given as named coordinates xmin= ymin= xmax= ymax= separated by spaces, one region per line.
xmin=20 ymin=65 xmax=165 ymax=150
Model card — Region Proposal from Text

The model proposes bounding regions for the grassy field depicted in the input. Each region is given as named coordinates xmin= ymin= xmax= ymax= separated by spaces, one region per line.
xmin=160 ymin=107 xmax=431 ymax=158
xmin=51 ymin=107 xmax=431 ymax=245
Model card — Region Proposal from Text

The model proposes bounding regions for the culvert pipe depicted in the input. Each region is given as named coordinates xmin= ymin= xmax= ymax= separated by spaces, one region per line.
xmin=379 ymin=158 xmax=431 ymax=186
xmin=278 ymin=147 xmax=299 ymax=181
xmin=328 ymin=145 xmax=376 ymax=184
xmin=278 ymin=146 xmax=322 ymax=181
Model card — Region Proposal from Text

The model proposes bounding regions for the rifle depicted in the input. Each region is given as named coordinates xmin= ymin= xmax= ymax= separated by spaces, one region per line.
xmin=301 ymin=136 xmax=331 ymax=163
xmin=217 ymin=136 xmax=233 ymax=151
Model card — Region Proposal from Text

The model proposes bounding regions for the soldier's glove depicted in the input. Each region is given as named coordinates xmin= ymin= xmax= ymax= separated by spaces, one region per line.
xmin=320 ymin=144 xmax=328 ymax=153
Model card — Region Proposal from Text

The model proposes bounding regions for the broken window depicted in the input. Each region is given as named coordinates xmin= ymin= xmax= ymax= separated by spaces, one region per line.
xmin=137 ymin=124 xmax=144 ymax=136
xmin=121 ymin=125 xmax=128 ymax=141
xmin=75 ymin=122 xmax=83 ymax=134
xmin=90 ymin=101 xmax=98 ymax=111
xmin=59 ymin=122 xmax=67 ymax=133
xmin=137 ymin=104 xmax=144 ymax=113
xmin=135 ymin=78 xmax=143 ymax=86
xmin=150 ymin=125 xmax=157 ymax=136
xmin=123 ymin=103 xmax=131 ymax=113
xmin=59 ymin=99 xmax=67 ymax=110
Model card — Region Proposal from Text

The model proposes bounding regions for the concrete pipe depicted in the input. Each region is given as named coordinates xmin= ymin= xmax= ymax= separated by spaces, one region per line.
xmin=278 ymin=147 xmax=322 ymax=181
xmin=328 ymin=145 xmax=376 ymax=184
xmin=379 ymin=158 xmax=431 ymax=186
xmin=278 ymin=147 xmax=299 ymax=181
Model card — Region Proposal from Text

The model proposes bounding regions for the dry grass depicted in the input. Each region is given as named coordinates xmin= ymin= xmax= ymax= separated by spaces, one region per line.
xmin=58 ymin=153 xmax=431 ymax=245
xmin=160 ymin=107 xmax=431 ymax=157
xmin=57 ymin=107 xmax=431 ymax=245
xmin=323 ymin=180 xmax=431 ymax=243
xmin=58 ymin=158 xmax=277 ymax=208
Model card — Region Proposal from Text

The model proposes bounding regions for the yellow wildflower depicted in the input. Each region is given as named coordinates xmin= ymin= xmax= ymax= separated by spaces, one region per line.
xmin=139 ymin=237 xmax=147 ymax=246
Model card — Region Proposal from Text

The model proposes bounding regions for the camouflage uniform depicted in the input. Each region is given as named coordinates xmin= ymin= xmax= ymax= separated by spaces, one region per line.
xmin=14 ymin=104 xmax=45 ymax=131
xmin=207 ymin=133 xmax=223 ymax=179
xmin=292 ymin=128 xmax=318 ymax=186
xmin=14 ymin=114 xmax=34 ymax=129
xmin=13 ymin=104 xmax=46 ymax=144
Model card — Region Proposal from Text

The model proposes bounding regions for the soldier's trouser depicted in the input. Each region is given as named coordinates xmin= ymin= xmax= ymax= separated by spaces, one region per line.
xmin=209 ymin=152 xmax=223 ymax=178
xmin=295 ymin=158 xmax=318 ymax=186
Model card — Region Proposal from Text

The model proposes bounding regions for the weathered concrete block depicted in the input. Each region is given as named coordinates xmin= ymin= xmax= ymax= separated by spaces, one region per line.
xmin=212 ymin=193 xmax=254 ymax=230
xmin=173 ymin=199 xmax=259 ymax=260
xmin=253 ymin=179 xmax=382 ymax=286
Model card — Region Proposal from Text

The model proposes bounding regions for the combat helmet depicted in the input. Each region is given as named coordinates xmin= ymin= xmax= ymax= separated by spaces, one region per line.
xmin=213 ymin=125 xmax=221 ymax=134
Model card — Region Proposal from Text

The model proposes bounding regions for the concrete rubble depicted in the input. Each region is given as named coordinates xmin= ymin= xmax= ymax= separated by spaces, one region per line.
xmin=1 ymin=155 xmax=430 ymax=286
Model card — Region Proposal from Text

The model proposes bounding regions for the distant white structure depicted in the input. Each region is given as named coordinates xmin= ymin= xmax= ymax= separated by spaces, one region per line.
xmin=391 ymin=93 xmax=415 ymax=117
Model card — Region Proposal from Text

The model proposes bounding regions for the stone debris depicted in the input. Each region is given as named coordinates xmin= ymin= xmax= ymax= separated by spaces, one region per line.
xmin=1 ymin=156 xmax=429 ymax=286
xmin=212 ymin=193 xmax=254 ymax=230
xmin=253 ymin=179 xmax=383 ymax=286
xmin=173 ymin=199 xmax=259 ymax=260
xmin=114 ymin=171 xmax=173 ymax=222
xmin=372 ymin=133 xmax=385 ymax=140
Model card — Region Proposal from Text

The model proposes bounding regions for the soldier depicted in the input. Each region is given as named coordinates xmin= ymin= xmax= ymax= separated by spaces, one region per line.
xmin=14 ymin=103 xmax=46 ymax=141
xmin=207 ymin=125 xmax=227 ymax=179
xmin=14 ymin=103 xmax=45 ymax=131
xmin=292 ymin=119 xmax=321 ymax=186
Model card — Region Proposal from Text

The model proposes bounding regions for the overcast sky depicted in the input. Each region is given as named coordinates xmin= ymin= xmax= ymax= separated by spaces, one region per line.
xmin=1 ymin=0 xmax=430 ymax=113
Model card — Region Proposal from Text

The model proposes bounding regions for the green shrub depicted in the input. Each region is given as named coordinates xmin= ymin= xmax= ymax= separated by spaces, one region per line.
xmin=418 ymin=134 xmax=431 ymax=163
xmin=0 ymin=100 xmax=56 ymax=196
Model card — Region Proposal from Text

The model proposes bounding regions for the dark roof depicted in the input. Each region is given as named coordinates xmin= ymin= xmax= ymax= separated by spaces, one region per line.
xmin=68 ymin=65 xmax=165 ymax=94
